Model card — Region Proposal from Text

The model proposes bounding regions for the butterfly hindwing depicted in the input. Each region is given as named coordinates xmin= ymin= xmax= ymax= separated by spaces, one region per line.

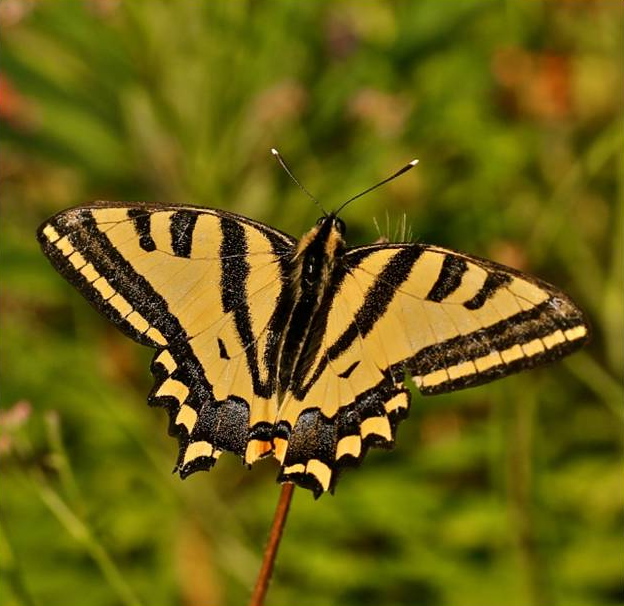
xmin=37 ymin=203 xmax=296 ymax=475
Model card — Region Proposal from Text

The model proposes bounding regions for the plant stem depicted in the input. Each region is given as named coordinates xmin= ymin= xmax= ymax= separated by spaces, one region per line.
xmin=248 ymin=482 xmax=295 ymax=606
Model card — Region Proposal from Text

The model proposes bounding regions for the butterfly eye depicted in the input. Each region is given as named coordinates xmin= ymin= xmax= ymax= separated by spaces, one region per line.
xmin=334 ymin=217 xmax=346 ymax=235
xmin=316 ymin=217 xmax=325 ymax=226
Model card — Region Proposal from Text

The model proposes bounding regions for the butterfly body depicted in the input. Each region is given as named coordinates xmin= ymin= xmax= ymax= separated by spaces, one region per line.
xmin=278 ymin=216 xmax=345 ymax=393
xmin=38 ymin=202 xmax=588 ymax=496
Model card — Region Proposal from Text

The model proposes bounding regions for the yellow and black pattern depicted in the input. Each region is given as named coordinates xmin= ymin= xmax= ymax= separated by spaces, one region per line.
xmin=38 ymin=203 xmax=294 ymax=479
xmin=38 ymin=202 xmax=589 ymax=497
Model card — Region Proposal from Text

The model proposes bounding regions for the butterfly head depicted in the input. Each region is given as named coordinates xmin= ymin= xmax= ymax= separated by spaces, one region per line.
xmin=295 ymin=214 xmax=346 ymax=287
xmin=301 ymin=213 xmax=346 ymax=255
xmin=316 ymin=214 xmax=346 ymax=236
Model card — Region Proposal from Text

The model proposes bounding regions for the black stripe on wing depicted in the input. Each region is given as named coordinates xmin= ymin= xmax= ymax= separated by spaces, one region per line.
xmin=425 ymin=254 xmax=468 ymax=302
xmin=403 ymin=295 xmax=589 ymax=394
xmin=128 ymin=208 xmax=157 ymax=252
xmin=170 ymin=210 xmax=199 ymax=258
xmin=463 ymin=271 xmax=512 ymax=310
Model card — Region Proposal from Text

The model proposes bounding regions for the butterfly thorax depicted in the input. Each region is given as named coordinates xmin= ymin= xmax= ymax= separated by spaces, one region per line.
xmin=277 ymin=215 xmax=346 ymax=398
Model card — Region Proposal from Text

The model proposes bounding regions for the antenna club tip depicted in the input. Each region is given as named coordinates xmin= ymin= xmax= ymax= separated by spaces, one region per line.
xmin=271 ymin=148 xmax=279 ymax=156
xmin=409 ymin=159 xmax=419 ymax=166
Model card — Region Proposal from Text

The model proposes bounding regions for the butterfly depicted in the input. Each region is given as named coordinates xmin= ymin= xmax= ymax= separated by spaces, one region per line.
xmin=37 ymin=160 xmax=589 ymax=497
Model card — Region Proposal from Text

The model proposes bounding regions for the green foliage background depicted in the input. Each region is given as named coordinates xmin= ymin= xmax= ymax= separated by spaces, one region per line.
xmin=1 ymin=1 xmax=622 ymax=605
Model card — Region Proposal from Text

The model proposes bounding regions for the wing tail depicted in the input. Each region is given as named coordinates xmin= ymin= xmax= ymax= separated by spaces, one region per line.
xmin=275 ymin=384 xmax=410 ymax=497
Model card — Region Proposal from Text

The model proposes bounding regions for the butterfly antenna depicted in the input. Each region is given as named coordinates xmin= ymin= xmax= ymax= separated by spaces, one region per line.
xmin=271 ymin=148 xmax=327 ymax=216
xmin=335 ymin=158 xmax=419 ymax=216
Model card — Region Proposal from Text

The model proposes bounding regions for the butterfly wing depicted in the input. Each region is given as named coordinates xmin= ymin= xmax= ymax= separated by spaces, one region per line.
xmin=276 ymin=242 xmax=588 ymax=495
xmin=38 ymin=202 xmax=296 ymax=476
xmin=345 ymin=243 xmax=589 ymax=393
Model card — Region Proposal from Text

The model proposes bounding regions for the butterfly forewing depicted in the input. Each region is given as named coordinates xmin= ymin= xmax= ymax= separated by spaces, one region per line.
xmin=339 ymin=243 xmax=588 ymax=394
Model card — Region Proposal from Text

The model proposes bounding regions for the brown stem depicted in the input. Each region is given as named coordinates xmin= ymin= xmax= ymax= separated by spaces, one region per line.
xmin=248 ymin=482 xmax=295 ymax=606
